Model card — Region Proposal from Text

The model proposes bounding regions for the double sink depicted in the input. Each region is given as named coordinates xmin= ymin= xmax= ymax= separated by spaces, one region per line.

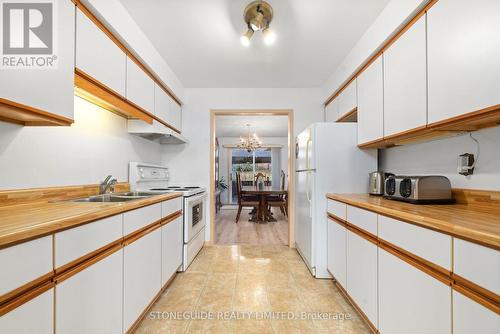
xmin=72 ymin=191 xmax=158 ymax=203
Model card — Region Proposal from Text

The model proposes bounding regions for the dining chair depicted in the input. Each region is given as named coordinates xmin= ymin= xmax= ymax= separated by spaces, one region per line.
xmin=235 ymin=172 xmax=259 ymax=223
xmin=267 ymin=170 xmax=288 ymax=217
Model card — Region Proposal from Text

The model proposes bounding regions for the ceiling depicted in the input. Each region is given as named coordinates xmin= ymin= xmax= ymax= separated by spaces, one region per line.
xmin=216 ymin=115 xmax=288 ymax=137
xmin=119 ymin=0 xmax=390 ymax=88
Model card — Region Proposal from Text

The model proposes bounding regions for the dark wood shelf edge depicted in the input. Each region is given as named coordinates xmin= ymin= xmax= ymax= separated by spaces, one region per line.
xmin=0 ymin=98 xmax=74 ymax=127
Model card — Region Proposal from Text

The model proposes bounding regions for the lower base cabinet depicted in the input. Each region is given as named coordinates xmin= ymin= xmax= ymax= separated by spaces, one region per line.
xmin=56 ymin=249 xmax=123 ymax=334
xmin=346 ymin=230 xmax=378 ymax=329
xmin=453 ymin=290 xmax=500 ymax=334
xmin=161 ymin=217 xmax=183 ymax=285
xmin=123 ymin=229 xmax=162 ymax=331
xmin=0 ymin=288 xmax=54 ymax=334
xmin=327 ymin=220 xmax=347 ymax=287
xmin=378 ymin=248 xmax=451 ymax=334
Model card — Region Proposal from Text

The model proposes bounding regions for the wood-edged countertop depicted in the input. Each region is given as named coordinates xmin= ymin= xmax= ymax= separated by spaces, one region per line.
xmin=327 ymin=193 xmax=500 ymax=250
xmin=0 ymin=192 xmax=182 ymax=249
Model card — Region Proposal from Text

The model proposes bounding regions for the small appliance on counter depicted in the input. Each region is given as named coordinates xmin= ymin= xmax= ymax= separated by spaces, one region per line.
xmin=369 ymin=171 xmax=394 ymax=196
xmin=384 ymin=175 xmax=455 ymax=204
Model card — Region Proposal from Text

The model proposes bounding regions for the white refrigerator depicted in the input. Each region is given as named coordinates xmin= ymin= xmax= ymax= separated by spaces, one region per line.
xmin=295 ymin=123 xmax=377 ymax=278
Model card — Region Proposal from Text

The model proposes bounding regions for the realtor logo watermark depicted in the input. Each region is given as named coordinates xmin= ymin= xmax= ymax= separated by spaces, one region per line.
xmin=1 ymin=0 xmax=58 ymax=69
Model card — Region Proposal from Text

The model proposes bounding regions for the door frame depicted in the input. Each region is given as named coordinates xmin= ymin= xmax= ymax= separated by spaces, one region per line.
xmin=209 ymin=109 xmax=295 ymax=247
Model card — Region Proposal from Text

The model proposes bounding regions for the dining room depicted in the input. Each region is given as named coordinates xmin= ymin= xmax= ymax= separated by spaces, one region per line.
xmin=212 ymin=113 xmax=291 ymax=246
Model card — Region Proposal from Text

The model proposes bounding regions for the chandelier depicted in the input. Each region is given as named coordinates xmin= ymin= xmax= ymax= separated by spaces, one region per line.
xmin=238 ymin=124 xmax=262 ymax=152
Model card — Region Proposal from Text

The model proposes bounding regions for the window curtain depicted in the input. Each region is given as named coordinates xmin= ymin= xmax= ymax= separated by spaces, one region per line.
xmin=271 ymin=147 xmax=282 ymax=188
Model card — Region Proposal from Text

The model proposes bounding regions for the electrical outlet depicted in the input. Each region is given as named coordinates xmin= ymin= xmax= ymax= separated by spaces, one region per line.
xmin=458 ymin=153 xmax=475 ymax=176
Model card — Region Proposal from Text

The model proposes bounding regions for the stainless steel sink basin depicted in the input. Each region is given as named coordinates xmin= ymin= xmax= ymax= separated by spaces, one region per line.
xmin=113 ymin=191 xmax=159 ymax=197
xmin=72 ymin=194 xmax=147 ymax=203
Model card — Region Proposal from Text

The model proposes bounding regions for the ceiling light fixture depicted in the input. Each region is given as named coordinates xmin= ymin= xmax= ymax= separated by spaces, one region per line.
xmin=238 ymin=124 xmax=262 ymax=152
xmin=241 ymin=1 xmax=275 ymax=47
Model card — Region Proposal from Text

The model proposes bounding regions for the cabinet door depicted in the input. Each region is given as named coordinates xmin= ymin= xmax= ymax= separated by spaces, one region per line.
xmin=384 ymin=16 xmax=427 ymax=136
xmin=357 ymin=56 xmax=384 ymax=145
xmin=427 ymin=0 xmax=500 ymax=124
xmin=325 ymin=98 xmax=339 ymax=122
xmin=126 ymin=57 xmax=155 ymax=113
xmin=123 ymin=229 xmax=162 ymax=331
xmin=76 ymin=8 xmax=126 ymax=97
xmin=327 ymin=220 xmax=346 ymax=288
xmin=338 ymin=80 xmax=357 ymax=119
xmin=154 ymin=83 xmax=170 ymax=124
xmin=379 ymin=248 xmax=451 ymax=334
xmin=169 ymin=98 xmax=182 ymax=132
xmin=0 ymin=1 xmax=75 ymax=120
xmin=56 ymin=250 xmax=123 ymax=334
xmin=0 ymin=288 xmax=53 ymax=334
xmin=161 ymin=217 xmax=183 ymax=285
xmin=453 ymin=290 xmax=500 ymax=334
xmin=346 ymin=230 xmax=378 ymax=328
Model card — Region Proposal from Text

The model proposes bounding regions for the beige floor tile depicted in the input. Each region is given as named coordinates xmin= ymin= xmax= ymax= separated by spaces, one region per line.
xmin=272 ymin=319 xmax=317 ymax=334
xmin=233 ymin=289 xmax=271 ymax=312
xmin=265 ymin=272 xmax=296 ymax=290
xmin=238 ymin=258 xmax=272 ymax=273
xmin=169 ymin=272 xmax=209 ymax=291
xmin=155 ymin=289 xmax=202 ymax=311
xmin=196 ymin=288 xmax=234 ymax=312
xmin=187 ymin=319 xmax=234 ymax=334
xmin=135 ymin=318 xmax=191 ymax=334
xmin=313 ymin=318 xmax=370 ymax=334
xmin=233 ymin=319 xmax=274 ymax=334
xmin=204 ymin=273 xmax=237 ymax=290
xmin=268 ymin=288 xmax=305 ymax=312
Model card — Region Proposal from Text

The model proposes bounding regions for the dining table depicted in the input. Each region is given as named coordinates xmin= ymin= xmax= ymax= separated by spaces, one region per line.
xmin=241 ymin=185 xmax=288 ymax=223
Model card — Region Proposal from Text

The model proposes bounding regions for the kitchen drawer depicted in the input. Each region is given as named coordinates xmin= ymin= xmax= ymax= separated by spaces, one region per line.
xmin=54 ymin=214 xmax=123 ymax=270
xmin=162 ymin=197 xmax=183 ymax=218
xmin=346 ymin=205 xmax=377 ymax=235
xmin=454 ymin=239 xmax=499 ymax=295
xmin=453 ymin=289 xmax=500 ymax=334
xmin=0 ymin=236 xmax=52 ymax=298
xmin=123 ymin=204 xmax=162 ymax=236
xmin=0 ymin=287 xmax=54 ymax=334
xmin=327 ymin=199 xmax=346 ymax=220
xmin=378 ymin=215 xmax=452 ymax=270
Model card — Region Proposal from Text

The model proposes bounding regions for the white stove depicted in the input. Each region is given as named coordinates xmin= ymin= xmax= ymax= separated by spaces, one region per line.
xmin=129 ymin=162 xmax=207 ymax=271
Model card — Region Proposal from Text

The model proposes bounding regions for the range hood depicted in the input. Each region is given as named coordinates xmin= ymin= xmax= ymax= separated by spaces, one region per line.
xmin=128 ymin=120 xmax=188 ymax=144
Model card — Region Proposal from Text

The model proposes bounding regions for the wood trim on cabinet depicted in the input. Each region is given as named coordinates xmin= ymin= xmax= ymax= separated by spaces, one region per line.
xmin=0 ymin=281 xmax=54 ymax=317
xmin=0 ymin=271 xmax=54 ymax=306
xmin=346 ymin=224 xmax=378 ymax=246
xmin=160 ymin=211 xmax=183 ymax=227
xmin=453 ymin=273 xmax=500 ymax=306
xmin=336 ymin=107 xmax=358 ymax=123
xmin=333 ymin=279 xmax=378 ymax=334
xmin=74 ymin=0 xmax=182 ymax=106
xmin=0 ymin=98 xmax=74 ymax=127
xmin=327 ymin=213 xmax=347 ymax=226
xmin=453 ymin=283 xmax=500 ymax=315
xmin=54 ymin=243 xmax=122 ymax=284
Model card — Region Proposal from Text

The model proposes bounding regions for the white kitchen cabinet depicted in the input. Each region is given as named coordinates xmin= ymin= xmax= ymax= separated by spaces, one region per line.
xmin=55 ymin=250 xmax=123 ymax=334
xmin=378 ymin=215 xmax=452 ymax=270
xmin=126 ymin=57 xmax=155 ymax=113
xmin=338 ymin=80 xmax=357 ymax=119
xmin=325 ymin=98 xmax=339 ymax=122
xmin=357 ymin=56 xmax=384 ymax=145
xmin=0 ymin=236 xmax=52 ymax=297
xmin=154 ymin=83 xmax=170 ymax=124
xmin=169 ymin=98 xmax=182 ymax=132
xmin=454 ymin=238 xmax=499 ymax=295
xmin=162 ymin=197 xmax=183 ymax=218
xmin=453 ymin=290 xmax=500 ymax=334
xmin=346 ymin=230 xmax=378 ymax=329
xmin=346 ymin=205 xmax=377 ymax=236
xmin=378 ymin=248 xmax=451 ymax=334
xmin=427 ymin=0 xmax=500 ymax=124
xmin=76 ymin=8 xmax=127 ymax=97
xmin=123 ymin=203 xmax=162 ymax=236
xmin=161 ymin=217 xmax=183 ymax=285
xmin=0 ymin=288 xmax=53 ymax=334
xmin=384 ymin=15 xmax=427 ymax=137
xmin=123 ymin=229 xmax=162 ymax=331
xmin=54 ymin=214 xmax=122 ymax=269
xmin=327 ymin=199 xmax=346 ymax=221
xmin=0 ymin=0 xmax=75 ymax=120
xmin=327 ymin=219 xmax=347 ymax=288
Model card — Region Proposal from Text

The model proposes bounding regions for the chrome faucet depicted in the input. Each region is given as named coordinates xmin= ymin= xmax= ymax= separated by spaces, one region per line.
xmin=99 ymin=175 xmax=118 ymax=194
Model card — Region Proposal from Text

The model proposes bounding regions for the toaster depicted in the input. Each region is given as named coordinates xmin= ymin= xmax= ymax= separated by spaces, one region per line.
xmin=384 ymin=175 xmax=455 ymax=204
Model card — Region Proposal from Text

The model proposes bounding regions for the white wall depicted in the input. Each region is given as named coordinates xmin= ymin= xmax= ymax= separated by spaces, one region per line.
xmin=217 ymin=136 xmax=289 ymax=204
xmin=161 ymin=87 xmax=323 ymax=240
xmin=322 ymin=0 xmax=428 ymax=101
xmin=379 ymin=127 xmax=500 ymax=191
xmin=0 ymin=97 xmax=162 ymax=189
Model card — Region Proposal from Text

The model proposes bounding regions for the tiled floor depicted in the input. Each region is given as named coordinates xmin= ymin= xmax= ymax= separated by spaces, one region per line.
xmin=134 ymin=245 xmax=370 ymax=334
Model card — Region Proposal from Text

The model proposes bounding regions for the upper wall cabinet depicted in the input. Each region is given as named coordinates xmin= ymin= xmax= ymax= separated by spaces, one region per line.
xmin=0 ymin=1 xmax=75 ymax=126
xmin=325 ymin=98 xmax=339 ymax=122
xmin=126 ymin=58 xmax=155 ymax=113
xmin=357 ymin=57 xmax=384 ymax=145
xmin=76 ymin=8 xmax=126 ymax=97
xmin=154 ymin=83 xmax=181 ymax=132
xmin=169 ymin=98 xmax=182 ymax=132
xmin=338 ymin=79 xmax=357 ymax=120
xmin=384 ymin=16 xmax=427 ymax=137
xmin=427 ymin=0 xmax=500 ymax=124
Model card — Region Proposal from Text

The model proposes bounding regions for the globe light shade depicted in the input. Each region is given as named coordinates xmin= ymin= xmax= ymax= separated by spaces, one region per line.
xmin=262 ymin=28 xmax=276 ymax=45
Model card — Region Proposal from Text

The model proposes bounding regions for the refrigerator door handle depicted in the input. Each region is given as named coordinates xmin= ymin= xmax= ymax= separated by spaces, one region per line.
xmin=305 ymin=138 xmax=312 ymax=170
xmin=306 ymin=171 xmax=312 ymax=218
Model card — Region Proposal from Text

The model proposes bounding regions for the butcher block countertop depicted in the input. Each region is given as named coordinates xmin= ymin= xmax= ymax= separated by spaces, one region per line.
xmin=327 ymin=193 xmax=500 ymax=250
xmin=0 ymin=192 xmax=182 ymax=249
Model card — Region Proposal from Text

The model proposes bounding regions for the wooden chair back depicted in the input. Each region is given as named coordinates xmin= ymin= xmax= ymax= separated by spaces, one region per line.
xmin=236 ymin=172 xmax=243 ymax=203
xmin=254 ymin=172 xmax=265 ymax=184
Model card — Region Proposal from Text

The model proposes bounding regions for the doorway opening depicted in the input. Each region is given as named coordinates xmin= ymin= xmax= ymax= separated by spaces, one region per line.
xmin=210 ymin=110 xmax=294 ymax=247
